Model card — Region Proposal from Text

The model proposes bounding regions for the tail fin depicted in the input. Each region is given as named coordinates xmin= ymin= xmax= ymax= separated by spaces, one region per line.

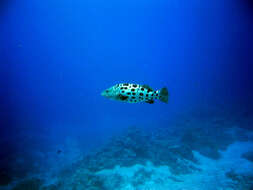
xmin=159 ymin=87 xmax=169 ymax=103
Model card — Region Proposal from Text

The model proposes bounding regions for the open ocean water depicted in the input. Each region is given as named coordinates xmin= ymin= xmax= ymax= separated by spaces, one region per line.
xmin=1 ymin=0 xmax=253 ymax=189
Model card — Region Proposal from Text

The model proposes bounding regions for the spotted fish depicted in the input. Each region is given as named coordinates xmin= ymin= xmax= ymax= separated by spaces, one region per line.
xmin=101 ymin=83 xmax=169 ymax=104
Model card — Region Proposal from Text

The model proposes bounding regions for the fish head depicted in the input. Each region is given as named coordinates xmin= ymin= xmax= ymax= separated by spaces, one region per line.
xmin=101 ymin=85 xmax=119 ymax=100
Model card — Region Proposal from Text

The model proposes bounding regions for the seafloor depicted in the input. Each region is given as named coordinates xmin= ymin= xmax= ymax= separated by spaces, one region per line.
xmin=1 ymin=107 xmax=253 ymax=190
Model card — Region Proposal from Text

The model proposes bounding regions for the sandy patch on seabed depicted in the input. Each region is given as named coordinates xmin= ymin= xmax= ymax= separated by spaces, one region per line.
xmin=96 ymin=141 xmax=253 ymax=190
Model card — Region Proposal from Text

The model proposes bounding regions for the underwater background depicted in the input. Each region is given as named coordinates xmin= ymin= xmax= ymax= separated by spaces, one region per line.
xmin=1 ymin=0 xmax=253 ymax=189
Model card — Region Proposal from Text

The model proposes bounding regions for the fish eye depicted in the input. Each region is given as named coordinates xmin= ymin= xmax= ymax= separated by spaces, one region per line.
xmin=106 ymin=90 xmax=109 ymax=93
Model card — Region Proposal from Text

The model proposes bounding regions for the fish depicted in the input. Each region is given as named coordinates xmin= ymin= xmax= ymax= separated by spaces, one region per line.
xmin=101 ymin=83 xmax=169 ymax=104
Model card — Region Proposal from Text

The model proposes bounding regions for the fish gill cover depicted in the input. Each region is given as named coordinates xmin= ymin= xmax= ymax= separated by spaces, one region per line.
xmin=0 ymin=0 xmax=253 ymax=190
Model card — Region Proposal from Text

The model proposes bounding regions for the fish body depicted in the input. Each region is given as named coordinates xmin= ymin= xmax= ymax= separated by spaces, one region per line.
xmin=101 ymin=83 xmax=169 ymax=104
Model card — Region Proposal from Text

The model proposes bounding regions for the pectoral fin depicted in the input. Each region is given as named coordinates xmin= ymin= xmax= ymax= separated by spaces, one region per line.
xmin=118 ymin=94 xmax=129 ymax=101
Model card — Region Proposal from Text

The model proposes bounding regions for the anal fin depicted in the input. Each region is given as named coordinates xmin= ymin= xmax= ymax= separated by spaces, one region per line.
xmin=145 ymin=99 xmax=154 ymax=104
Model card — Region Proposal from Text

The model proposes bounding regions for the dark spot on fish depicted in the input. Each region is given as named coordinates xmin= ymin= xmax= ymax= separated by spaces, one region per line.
xmin=156 ymin=94 xmax=158 ymax=96
xmin=151 ymin=94 xmax=154 ymax=96
xmin=141 ymin=88 xmax=144 ymax=91
xmin=140 ymin=93 xmax=144 ymax=96
xmin=148 ymin=89 xmax=152 ymax=93
xmin=123 ymin=83 xmax=129 ymax=86
xmin=134 ymin=100 xmax=137 ymax=102
xmin=131 ymin=89 xmax=135 ymax=92
xmin=133 ymin=84 xmax=137 ymax=87
xmin=127 ymin=92 xmax=131 ymax=95
xmin=120 ymin=87 xmax=123 ymax=90
xmin=132 ymin=97 xmax=136 ymax=99
xmin=122 ymin=90 xmax=125 ymax=93
xmin=124 ymin=87 xmax=127 ymax=89
xmin=146 ymin=94 xmax=149 ymax=97
xmin=132 ymin=92 xmax=136 ymax=95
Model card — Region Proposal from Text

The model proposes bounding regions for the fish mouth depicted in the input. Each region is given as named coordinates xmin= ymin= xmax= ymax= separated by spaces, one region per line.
xmin=101 ymin=90 xmax=108 ymax=97
xmin=101 ymin=91 xmax=113 ymax=99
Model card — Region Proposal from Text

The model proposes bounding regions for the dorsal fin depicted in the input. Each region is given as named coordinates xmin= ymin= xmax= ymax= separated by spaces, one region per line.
xmin=142 ymin=84 xmax=153 ymax=91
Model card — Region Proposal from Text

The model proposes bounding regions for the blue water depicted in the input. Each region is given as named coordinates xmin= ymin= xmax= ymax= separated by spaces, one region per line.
xmin=1 ymin=0 xmax=253 ymax=189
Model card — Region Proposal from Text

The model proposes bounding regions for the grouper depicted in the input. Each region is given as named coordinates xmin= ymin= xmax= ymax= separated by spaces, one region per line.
xmin=101 ymin=83 xmax=169 ymax=104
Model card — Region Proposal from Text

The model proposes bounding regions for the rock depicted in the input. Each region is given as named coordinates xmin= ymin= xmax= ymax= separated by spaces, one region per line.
xmin=77 ymin=126 xmax=201 ymax=176
xmin=80 ymin=127 xmax=149 ymax=172
xmin=242 ymin=151 xmax=253 ymax=162
xmin=100 ymin=173 xmax=123 ymax=190
xmin=12 ymin=178 xmax=42 ymax=190
xmin=0 ymin=169 xmax=12 ymax=186
xmin=132 ymin=168 xmax=152 ymax=187
xmin=41 ymin=184 xmax=60 ymax=190
xmin=226 ymin=170 xmax=253 ymax=190
xmin=180 ymin=126 xmax=235 ymax=159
